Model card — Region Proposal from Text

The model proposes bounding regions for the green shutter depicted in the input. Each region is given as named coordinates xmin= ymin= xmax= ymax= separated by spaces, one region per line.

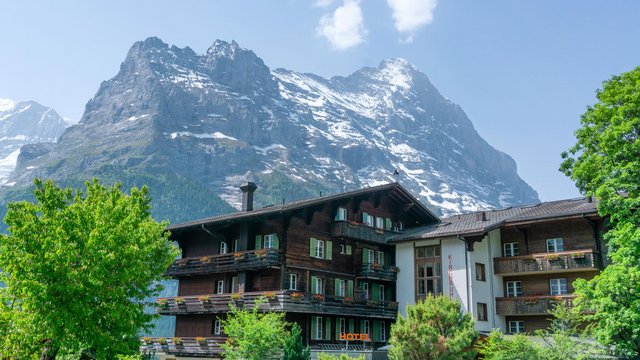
xmin=325 ymin=317 xmax=331 ymax=340
xmin=373 ymin=321 xmax=381 ymax=341
xmin=255 ymin=235 xmax=262 ymax=250
xmin=363 ymin=212 xmax=369 ymax=224
xmin=362 ymin=248 xmax=368 ymax=264
xmin=346 ymin=244 xmax=352 ymax=255
xmin=386 ymin=286 xmax=393 ymax=301
xmin=272 ymin=233 xmax=279 ymax=249
xmin=349 ymin=319 xmax=355 ymax=333
xmin=360 ymin=319 xmax=365 ymax=334
xmin=385 ymin=218 xmax=392 ymax=230
xmin=311 ymin=276 xmax=318 ymax=294
xmin=326 ymin=241 xmax=333 ymax=260
xmin=335 ymin=318 xmax=342 ymax=340
xmin=372 ymin=283 xmax=380 ymax=301
xmin=311 ymin=316 xmax=318 ymax=340
xmin=309 ymin=238 xmax=316 ymax=257
xmin=334 ymin=278 xmax=340 ymax=297
xmin=347 ymin=280 xmax=354 ymax=298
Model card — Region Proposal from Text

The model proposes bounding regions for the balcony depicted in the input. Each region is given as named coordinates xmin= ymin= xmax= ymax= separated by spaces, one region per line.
xmin=493 ymin=249 xmax=601 ymax=276
xmin=157 ymin=291 xmax=398 ymax=319
xmin=496 ymin=295 xmax=576 ymax=316
xmin=166 ymin=249 xmax=282 ymax=276
xmin=357 ymin=264 xmax=398 ymax=281
xmin=140 ymin=337 xmax=223 ymax=358
xmin=331 ymin=221 xmax=400 ymax=244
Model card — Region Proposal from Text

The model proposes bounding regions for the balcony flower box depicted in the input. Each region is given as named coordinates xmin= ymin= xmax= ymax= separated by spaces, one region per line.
xmin=200 ymin=256 xmax=211 ymax=264
xmin=233 ymin=252 xmax=245 ymax=260
xmin=571 ymin=252 xmax=586 ymax=260
xmin=290 ymin=292 xmax=303 ymax=301
xmin=255 ymin=249 xmax=267 ymax=258
xmin=521 ymin=256 xmax=537 ymax=263
xmin=523 ymin=298 xmax=539 ymax=306
xmin=389 ymin=301 xmax=399 ymax=309
xmin=311 ymin=294 xmax=325 ymax=303
xmin=198 ymin=295 xmax=211 ymax=304
xmin=367 ymin=300 xmax=381 ymax=307
xmin=157 ymin=337 xmax=167 ymax=345
xmin=196 ymin=337 xmax=207 ymax=345
xmin=545 ymin=254 xmax=561 ymax=262
xmin=142 ymin=337 xmax=152 ymax=344
xmin=175 ymin=297 xmax=186 ymax=307
xmin=173 ymin=337 xmax=183 ymax=345
xmin=231 ymin=293 xmax=243 ymax=301
xmin=156 ymin=299 xmax=168 ymax=308
xmin=342 ymin=297 xmax=354 ymax=304
xmin=263 ymin=291 xmax=277 ymax=300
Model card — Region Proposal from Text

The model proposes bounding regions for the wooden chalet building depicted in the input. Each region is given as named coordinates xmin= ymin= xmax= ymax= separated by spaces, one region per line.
xmin=150 ymin=182 xmax=439 ymax=357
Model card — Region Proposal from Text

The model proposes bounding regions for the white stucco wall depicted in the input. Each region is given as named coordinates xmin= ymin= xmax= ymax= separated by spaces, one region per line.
xmin=440 ymin=238 xmax=469 ymax=312
xmin=488 ymin=229 xmax=505 ymax=331
xmin=395 ymin=241 xmax=415 ymax=317
xmin=469 ymin=233 xmax=494 ymax=332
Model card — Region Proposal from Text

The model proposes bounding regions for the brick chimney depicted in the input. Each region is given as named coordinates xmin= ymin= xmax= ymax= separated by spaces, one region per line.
xmin=240 ymin=182 xmax=257 ymax=212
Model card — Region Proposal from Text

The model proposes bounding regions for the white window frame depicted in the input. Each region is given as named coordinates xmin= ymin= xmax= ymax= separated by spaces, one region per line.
xmin=477 ymin=302 xmax=488 ymax=321
xmin=315 ymin=277 xmax=324 ymax=294
xmin=509 ymin=321 xmax=525 ymax=333
xmin=363 ymin=320 xmax=370 ymax=336
xmin=264 ymin=234 xmax=274 ymax=249
xmin=315 ymin=239 xmax=325 ymax=259
xmin=547 ymin=238 xmax=564 ymax=253
xmin=365 ymin=249 xmax=375 ymax=264
xmin=363 ymin=213 xmax=374 ymax=227
xmin=550 ymin=278 xmax=568 ymax=295
xmin=339 ymin=318 xmax=346 ymax=337
xmin=336 ymin=207 xmax=347 ymax=221
xmin=375 ymin=217 xmax=384 ymax=229
xmin=337 ymin=279 xmax=346 ymax=297
xmin=380 ymin=321 xmax=386 ymax=341
xmin=314 ymin=316 xmax=323 ymax=340
xmin=506 ymin=281 xmax=523 ymax=297
xmin=377 ymin=251 xmax=385 ymax=266
xmin=504 ymin=242 xmax=519 ymax=257
xmin=289 ymin=273 xmax=298 ymax=291
xmin=340 ymin=244 xmax=346 ymax=254
xmin=213 ymin=319 xmax=222 ymax=335
xmin=231 ymin=276 xmax=238 ymax=293
xmin=379 ymin=284 xmax=385 ymax=301
xmin=232 ymin=239 xmax=239 ymax=253
xmin=219 ymin=241 xmax=228 ymax=254
xmin=217 ymin=280 xmax=225 ymax=294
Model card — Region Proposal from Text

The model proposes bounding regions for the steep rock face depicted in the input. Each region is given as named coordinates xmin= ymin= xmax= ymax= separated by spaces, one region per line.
xmin=8 ymin=37 xmax=538 ymax=220
xmin=0 ymin=100 xmax=68 ymax=184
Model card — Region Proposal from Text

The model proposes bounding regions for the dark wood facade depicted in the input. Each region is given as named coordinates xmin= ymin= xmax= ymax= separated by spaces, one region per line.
xmin=156 ymin=183 xmax=438 ymax=356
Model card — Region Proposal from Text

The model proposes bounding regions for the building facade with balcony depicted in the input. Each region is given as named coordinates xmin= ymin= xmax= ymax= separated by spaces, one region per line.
xmin=390 ymin=197 xmax=605 ymax=335
xmin=149 ymin=182 xmax=439 ymax=358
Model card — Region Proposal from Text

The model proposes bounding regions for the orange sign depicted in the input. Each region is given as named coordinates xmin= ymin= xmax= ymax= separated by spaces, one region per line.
xmin=339 ymin=333 xmax=371 ymax=341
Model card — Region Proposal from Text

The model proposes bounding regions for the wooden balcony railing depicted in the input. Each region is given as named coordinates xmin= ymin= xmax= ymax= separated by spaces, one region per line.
xmin=331 ymin=221 xmax=400 ymax=244
xmin=156 ymin=291 xmax=398 ymax=319
xmin=140 ymin=337 xmax=224 ymax=357
xmin=496 ymin=295 xmax=576 ymax=316
xmin=357 ymin=264 xmax=398 ymax=281
xmin=493 ymin=249 xmax=601 ymax=276
xmin=166 ymin=249 xmax=282 ymax=276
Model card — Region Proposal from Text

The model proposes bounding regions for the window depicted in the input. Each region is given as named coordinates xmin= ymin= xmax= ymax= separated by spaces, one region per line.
xmin=547 ymin=238 xmax=564 ymax=253
xmin=231 ymin=276 xmax=238 ymax=293
xmin=339 ymin=318 xmax=346 ymax=337
xmin=475 ymin=263 xmax=486 ymax=282
xmin=289 ymin=273 xmax=298 ymax=291
xmin=310 ymin=238 xmax=332 ymax=260
xmin=376 ymin=217 xmax=384 ymax=229
xmin=311 ymin=276 xmax=324 ymax=294
xmin=416 ymin=245 xmax=442 ymax=296
xmin=509 ymin=321 xmax=525 ymax=334
xmin=335 ymin=279 xmax=346 ymax=297
xmin=363 ymin=212 xmax=374 ymax=227
xmin=335 ymin=207 xmax=347 ymax=221
xmin=213 ymin=318 xmax=222 ymax=335
xmin=379 ymin=284 xmax=385 ymax=301
xmin=363 ymin=320 xmax=370 ymax=336
xmin=216 ymin=280 xmax=224 ymax=294
xmin=550 ymin=278 xmax=568 ymax=295
xmin=477 ymin=303 xmax=488 ymax=321
xmin=380 ymin=321 xmax=386 ymax=341
xmin=504 ymin=242 xmax=519 ymax=257
xmin=340 ymin=244 xmax=352 ymax=255
xmin=313 ymin=316 xmax=323 ymax=340
xmin=359 ymin=281 xmax=369 ymax=298
xmin=232 ymin=239 xmax=239 ymax=252
xmin=377 ymin=251 xmax=385 ymax=266
xmin=364 ymin=248 xmax=375 ymax=264
xmin=219 ymin=241 xmax=228 ymax=254
xmin=506 ymin=281 xmax=523 ymax=297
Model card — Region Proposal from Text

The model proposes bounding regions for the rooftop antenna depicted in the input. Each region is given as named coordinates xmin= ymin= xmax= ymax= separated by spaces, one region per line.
xmin=392 ymin=169 xmax=400 ymax=183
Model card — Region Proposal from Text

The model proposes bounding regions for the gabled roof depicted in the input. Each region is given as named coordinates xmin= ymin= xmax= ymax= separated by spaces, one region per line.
xmin=388 ymin=197 xmax=599 ymax=242
xmin=168 ymin=182 xmax=439 ymax=232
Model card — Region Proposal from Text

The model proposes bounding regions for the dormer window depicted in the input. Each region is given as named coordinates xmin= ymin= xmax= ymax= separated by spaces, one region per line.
xmin=335 ymin=207 xmax=347 ymax=221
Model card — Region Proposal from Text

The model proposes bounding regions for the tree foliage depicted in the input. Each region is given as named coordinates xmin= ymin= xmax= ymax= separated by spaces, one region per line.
xmin=388 ymin=295 xmax=478 ymax=360
xmin=283 ymin=322 xmax=310 ymax=360
xmin=560 ymin=66 xmax=640 ymax=356
xmin=0 ymin=179 xmax=179 ymax=359
xmin=220 ymin=297 xmax=289 ymax=360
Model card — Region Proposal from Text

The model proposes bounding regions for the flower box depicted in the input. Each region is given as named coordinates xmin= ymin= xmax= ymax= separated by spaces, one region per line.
xmin=200 ymin=256 xmax=211 ymax=264
xmin=264 ymin=291 xmax=277 ymax=300
xmin=311 ymin=294 xmax=325 ymax=302
xmin=198 ymin=295 xmax=211 ymax=303
xmin=342 ymin=297 xmax=354 ymax=304
xmin=571 ymin=252 xmax=586 ymax=259
xmin=231 ymin=293 xmax=243 ymax=301
xmin=157 ymin=337 xmax=167 ymax=345
xmin=172 ymin=337 xmax=183 ymax=345
xmin=142 ymin=337 xmax=152 ymax=344
xmin=290 ymin=292 xmax=303 ymax=301
xmin=196 ymin=337 xmax=206 ymax=345
xmin=175 ymin=297 xmax=186 ymax=306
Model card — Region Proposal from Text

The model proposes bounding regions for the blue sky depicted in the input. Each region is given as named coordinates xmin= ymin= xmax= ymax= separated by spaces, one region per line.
xmin=1 ymin=1 xmax=639 ymax=202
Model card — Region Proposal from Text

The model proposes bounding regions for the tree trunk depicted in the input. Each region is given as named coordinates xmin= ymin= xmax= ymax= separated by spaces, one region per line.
xmin=39 ymin=339 xmax=59 ymax=360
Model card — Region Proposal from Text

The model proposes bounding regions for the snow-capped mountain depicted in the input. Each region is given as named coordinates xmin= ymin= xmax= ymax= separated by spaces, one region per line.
xmin=6 ymin=37 xmax=538 ymax=220
xmin=0 ymin=99 xmax=68 ymax=184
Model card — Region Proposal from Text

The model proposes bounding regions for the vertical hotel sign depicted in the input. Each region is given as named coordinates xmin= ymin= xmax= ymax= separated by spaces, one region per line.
xmin=448 ymin=255 xmax=454 ymax=298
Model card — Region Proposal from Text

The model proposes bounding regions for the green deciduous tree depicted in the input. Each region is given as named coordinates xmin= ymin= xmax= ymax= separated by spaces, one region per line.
xmin=0 ymin=179 xmax=179 ymax=359
xmin=283 ymin=323 xmax=310 ymax=360
xmin=560 ymin=66 xmax=640 ymax=356
xmin=220 ymin=297 xmax=289 ymax=360
xmin=388 ymin=295 xmax=478 ymax=360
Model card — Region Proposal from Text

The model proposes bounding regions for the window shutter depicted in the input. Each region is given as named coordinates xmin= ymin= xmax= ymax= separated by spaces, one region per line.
xmin=326 ymin=241 xmax=333 ymax=260
xmin=325 ymin=317 xmax=331 ymax=340
xmin=309 ymin=238 xmax=316 ymax=257
xmin=335 ymin=319 xmax=340 ymax=340
xmin=311 ymin=317 xmax=318 ymax=340
xmin=255 ymin=235 xmax=262 ymax=250
xmin=360 ymin=319 xmax=365 ymax=334
xmin=385 ymin=218 xmax=392 ymax=230
xmin=373 ymin=321 xmax=381 ymax=341
xmin=362 ymin=212 xmax=369 ymax=224
xmin=372 ymin=283 xmax=380 ymax=301
xmin=362 ymin=248 xmax=368 ymax=264
xmin=386 ymin=252 xmax=392 ymax=266
xmin=386 ymin=286 xmax=392 ymax=301
xmin=349 ymin=319 xmax=355 ymax=333
xmin=346 ymin=245 xmax=352 ymax=255
xmin=334 ymin=278 xmax=340 ymax=297
xmin=347 ymin=280 xmax=354 ymax=298
xmin=311 ymin=276 xmax=318 ymax=294
xmin=272 ymin=233 xmax=279 ymax=249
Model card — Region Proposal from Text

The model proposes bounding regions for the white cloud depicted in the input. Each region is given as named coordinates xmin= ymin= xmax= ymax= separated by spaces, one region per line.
xmin=386 ymin=0 xmax=437 ymax=42
xmin=316 ymin=0 xmax=367 ymax=50
xmin=313 ymin=0 xmax=334 ymax=8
